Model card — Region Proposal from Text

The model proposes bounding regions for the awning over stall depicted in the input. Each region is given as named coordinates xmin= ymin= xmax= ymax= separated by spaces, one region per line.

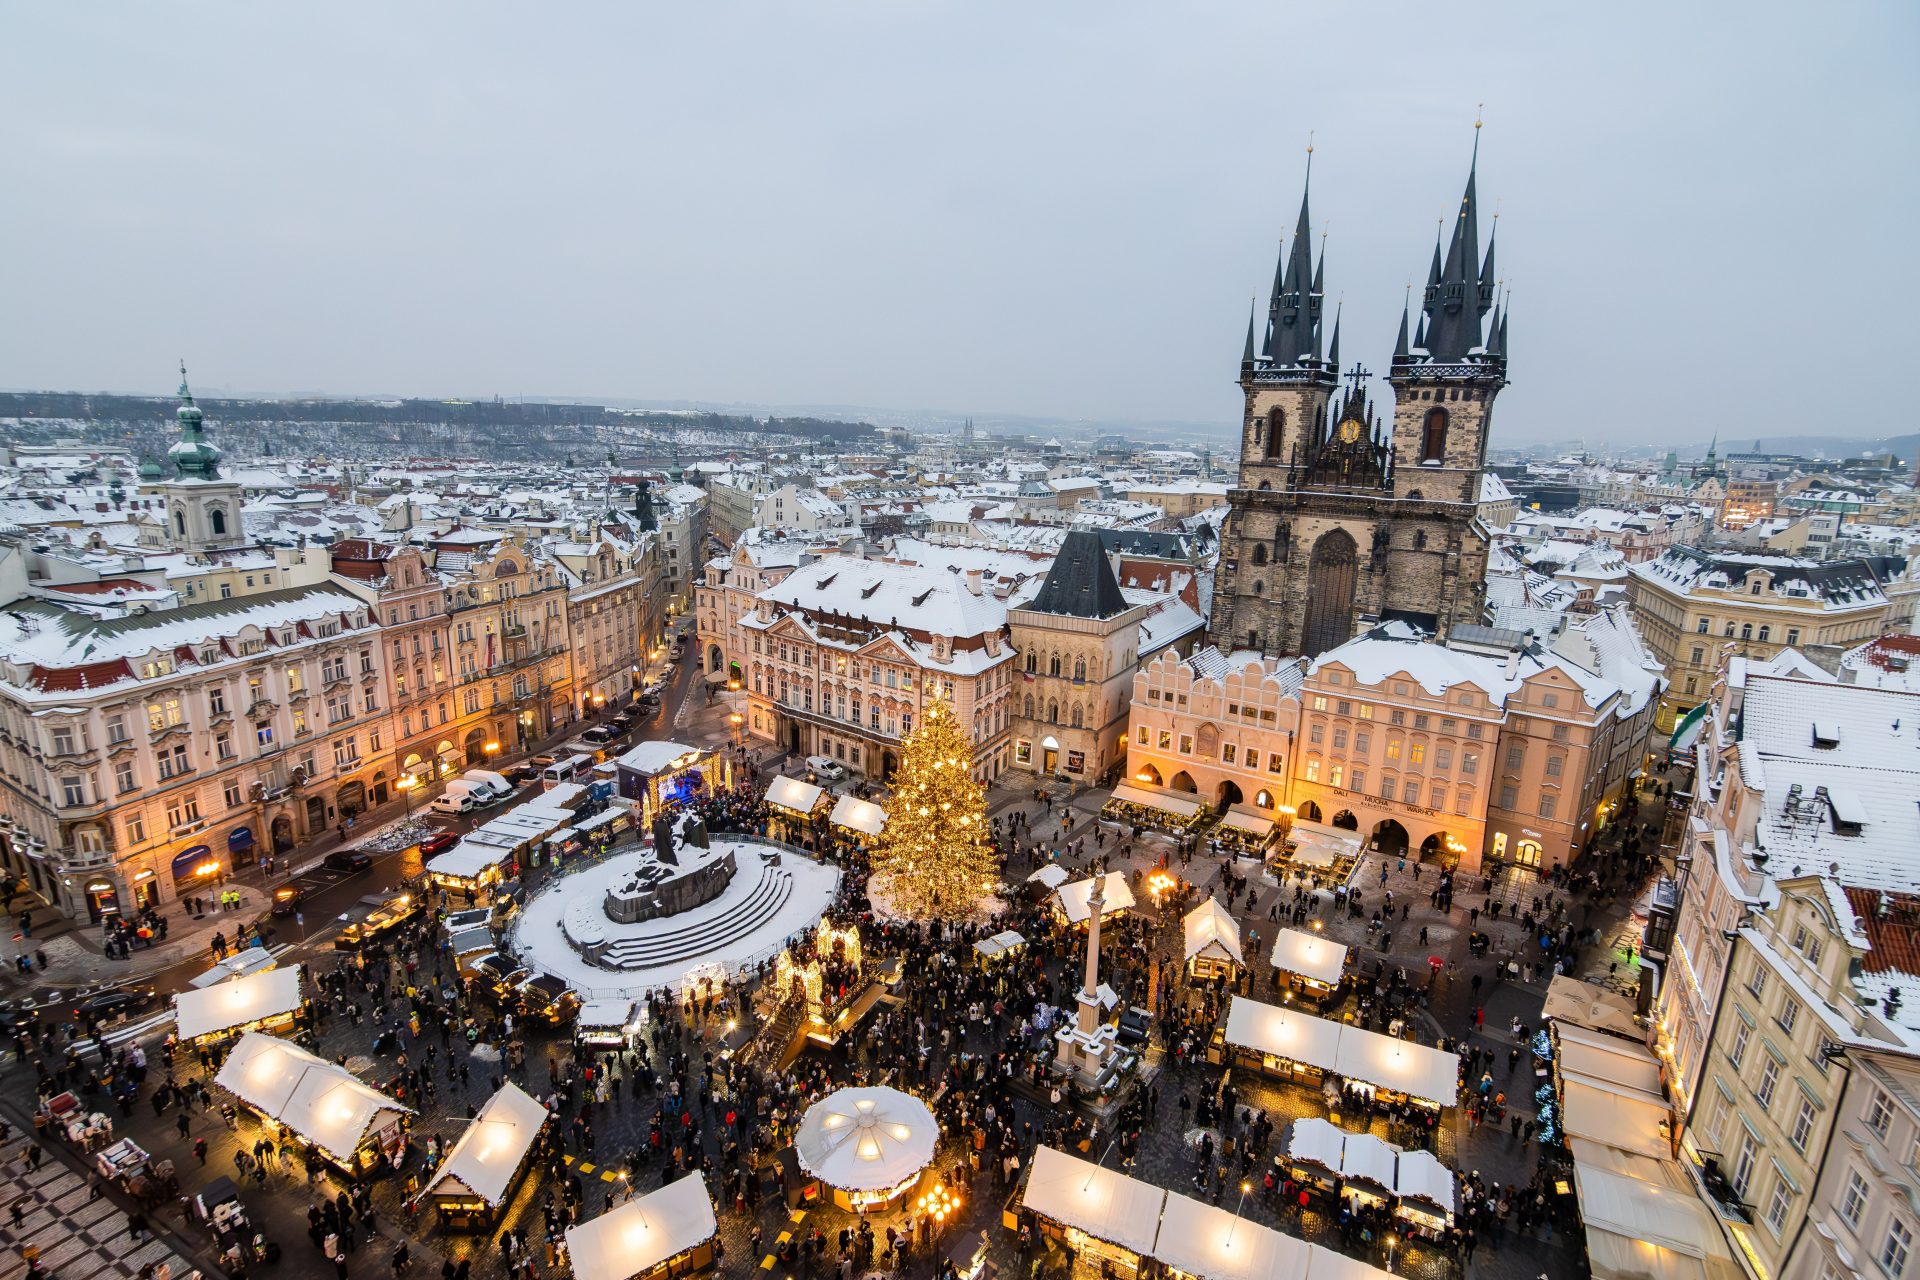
xmin=1026 ymin=864 xmax=1070 ymax=889
xmin=765 ymin=775 xmax=824 ymax=815
xmin=828 ymin=794 xmax=886 ymax=836
xmin=420 ymin=1082 xmax=549 ymax=1208
xmin=214 ymin=1031 xmax=412 ymax=1166
xmin=1182 ymin=898 xmax=1243 ymax=966
xmin=1269 ymin=928 xmax=1348 ymax=986
xmin=1055 ymin=872 xmax=1137 ymax=925
xmin=1556 ymin=1022 xmax=1664 ymax=1096
xmin=1217 ymin=805 xmax=1276 ymax=839
xmin=973 ymin=931 xmax=1026 ymax=961
xmin=1560 ymin=1078 xmax=1672 ymax=1161
xmin=566 ymin=1173 xmax=717 ymax=1280
xmin=173 ymin=966 xmax=304 ymax=1041
xmin=1223 ymin=996 xmax=1459 ymax=1106
xmin=188 ymin=948 xmax=280 ymax=988
xmin=1020 ymin=1145 xmax=1166 ymax=1258
xmin=1573 ymin=1160 xmax=1742 ymax=1280
xmin=1106 ymin=782 xmax=1205 ymax=820
xmin=1338 ymin=1133 xmax=1399 ymax=1193
xmin=1542 ymin=975 xmax=1643 ymax=1040
xmin=1283 ymin=820 xmax=1364 ymax=870
xmin=1154 ymin=1189 xmax=1311 ymax=1280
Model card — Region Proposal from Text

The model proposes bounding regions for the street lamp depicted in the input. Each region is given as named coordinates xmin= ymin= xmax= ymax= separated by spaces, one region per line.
xmin=728 ymin=712 xmax=744 ymax=747
xmin=397 ymin=775 xmax=416 ymax=814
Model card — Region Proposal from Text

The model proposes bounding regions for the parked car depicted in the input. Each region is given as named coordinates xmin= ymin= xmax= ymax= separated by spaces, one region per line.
xmin=418 ymin=831 xmax=460 ymax=858
xmin=323 ymin=849 xmax=372 ymax=873
xmin=461 ymin=770 xmax=516 ymax=803
xmin=581 ymin=724 xmax=621 ymax=745
xmin=805 ymin=755 xmax=848 ymax=782
xmin=73 ymin=988 xmax=157 ymax=1027
xmin=429 ymin=790 xmax=478 ymax=816
xmin=269 ymin=883 xmax=304 ymax=917
xmin=505 ymin=763 xmax=542 ymax=785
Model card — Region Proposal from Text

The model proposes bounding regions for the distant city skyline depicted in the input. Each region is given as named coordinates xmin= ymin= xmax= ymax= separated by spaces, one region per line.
xmin=2 ymin=4 xmax=1913 ymax=446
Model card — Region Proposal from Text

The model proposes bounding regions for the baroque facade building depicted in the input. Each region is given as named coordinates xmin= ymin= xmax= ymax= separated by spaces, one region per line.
xmin=1211 ymin=140 xmax=1507 ymax=659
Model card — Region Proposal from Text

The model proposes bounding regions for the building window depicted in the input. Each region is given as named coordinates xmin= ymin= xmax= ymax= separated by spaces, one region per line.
xmin=223 ymin=780 xmax=243 ymax=809
xmin=1731 ymin=1132 xmax=1757 ymax=1197
xmin=1729 ymin=1020 xmax=1751 ymax=1069
xmin=1869 ymin=1088 xmax=1895 ymax=1138
xmin=1885 ymin=1219 xmax=1913 ymax=1280
xmin=1420 ymin=408 xmax=1447 ymax=462
xmin=1691 ymin=646 xmax=1706 ymax=665
xmin=1305 ymin=758 xmax=1320 ymax=782
xmin=125 ymin=813 xmax=145 ymax=846
xmin=1461 ymin=751 xmax=1478 ymax=775
xmin=1267 ymin=753 xmax=1285 ymax=775
xmin=60 ymin=776 xmax=86 ymax=807
xmin=1380 ymin=777 xmax=1396 ymax=802
xmin=1222 ymin=744 xmax=1236 ymax=765
xmin=1764 ymin=1178 xmax=1791 ymax=1237
xmin=1697 ymin=617 xmax=1711 ymax=634
xmin=1790 ymin=1097 xmax=1815 ymax=1152
xmin=1787 ymin=628 xmax=1801 ymax=646
xmin=1409 ymin=741 xmax=1426 ymax=765
xmin=1498 ymin=783 xmax=1518 ymax=809
xmin=1756 ymin=1056 xmax=1780 ymax=1108
xmin=1843 ymin=1170 xmax=1869 ymax=1228
xmin=115 ymin=760 xmax=136 ymax=793
xmin=1538 ymin=793 xmax=1558 ymax=820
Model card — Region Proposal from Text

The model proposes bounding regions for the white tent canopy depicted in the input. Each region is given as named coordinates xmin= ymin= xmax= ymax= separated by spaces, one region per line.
xmin=1285 ymin=1117 xmax=1347 ymax=1172
xmin=1573 ymin=1160 xmax=1742 ymax=1280
xmin=1026 ymin=863 xmax=1070 ymax=888
xmin=1056 ymin=872 xmax=1136 ymax=924
xmin=1285 ymin=820 xmax=1363 ymax=870
xmin=766 ymin=775 xmax=824 ymax=814
xmin=793 ymin=1087 xmax=938 ymax=1192
xmin=187 ymin=948 xmax=280 ymax=989
xmin=1155 ymin=1189 xmax=1311 ymax=1280
xmin=214 ymin=1031 xmax=412 ymax=1165
xmin=615 ymin=741 xmax=702 ymax=777
xmin=1557 ymin=1022 xmax=1664 ymax=1097
xmin=1223 ymin=996 xmax=1459 ymax=1106
xmin=1182 ymin=898 xmax=1243 ymax=965
xmin=1269 ymin=928 xmax=1348 ymax=986
xmin=1393 ymin=1150 xmax=1456 ymax=1214
xmin=1338 ymin=1133 xmax=1399 ymax=1192
xmin=576 ymin=999 xmax=635 ymax=1032
xmin=1107 ymin=782 xmax=1204 ymax=819
xmin=173 ymin=966 xmax=305 ymax=1041
xmin=566 ymin=1173 xmax=717 ymax=1280
xmin=1020 ymin=1145 xmax=1166 ymax=1258
xmin=1218 ymin=805 xmax=1276 ymax=838
xmin=828 ymin=794 xmax=886 ymax=836
xmin=1543 ymin=975 xmax=1643 ymax=1040
xmin=973 ymin=931 xmax=1026 ymax=960
xmin=420 ymin=1082 xmax=549 ymax=1208
xmin=1560 ymin=1078 xmax=1672 ymax=1161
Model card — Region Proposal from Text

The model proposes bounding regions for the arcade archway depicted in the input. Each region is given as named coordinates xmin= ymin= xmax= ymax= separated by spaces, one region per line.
xmin=1371 ymin=818 xmax=1409 ymax=856
xmin=1296 ymin=800 xmax=1323 ymax=823
xmin=1331 ymin=810 xmax=1359 ymax=831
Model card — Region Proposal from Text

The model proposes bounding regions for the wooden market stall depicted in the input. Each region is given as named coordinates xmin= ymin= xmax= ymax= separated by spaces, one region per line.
xmin=419 ymin=1082 xmax=550 ymax=1229
xmin=1099 ymin=782 xmax=1208 ymax=834
xmin=565 ymin=1172 xmax=718 ymax=1280
xmin=1218 ymin=996 xmax=1459 ymax=1112
xmin=1281 ymin=1117 xmax=1347 ymax=1200
xmin=1019 ymin=1145 xmax=1165 ymax=1280
xmin=765 ymin=775 xmax=827 ymax=841
xmin=828 ymin=794 xmax=886 ymax=846
xmin=1053 ymin=871 xmax=1136 ymax=927
xmin=188 ymin=948 xmax=280 ymax=988
xmin=1272 ymin=819 xmax=1363 ymax=883
xmin=213 ymin=1031 xmax=413 ymax=1174
xmin=1182 ymin=898 xmax=1243 ymax=981
xmin=972 ymin=930 xmax=1027 ymax=968
xmin=1211 ymin=804 xmax=1278 ymax=856
xmin=1268 ymin=926 xmax=1349 ymax=1002
xmin=1391 ymin=1149 xmax=1456 ymax=1240
xmin=1154 ymin=1187 xmax=1312 ymax=1280
xmin=172 ymin=965 xmax=306 ymax=1048
xmin=574 ymin=999 xmax=638 ymax=1052
xmin=1336 ymin=1133 xmax=1399 ymax=1213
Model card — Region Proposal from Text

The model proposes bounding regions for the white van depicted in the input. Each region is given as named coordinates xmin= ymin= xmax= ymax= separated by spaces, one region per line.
xmin=429 ymin=790 xmax=478 ymax=816
xmin=461 ymin=769 xmax=515 ymax=804
xmin=542 ymin=753 xmax=593 ymax=788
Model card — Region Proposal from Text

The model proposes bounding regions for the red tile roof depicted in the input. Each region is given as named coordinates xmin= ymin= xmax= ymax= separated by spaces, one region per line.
xmin=29 ymin=660 xmax=135 ymax=692
xmin=1845 ymin=886 xmax=1920 ymax=975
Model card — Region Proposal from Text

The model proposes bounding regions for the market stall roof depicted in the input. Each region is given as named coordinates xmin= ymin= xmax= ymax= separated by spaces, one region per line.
xmin=1055 ymin=871 xmax=1137 ymax=924
xmin=1393 ymin=1150 xmax=1456 ymax=1214
xmin=428 ymin=795 xmax=579 ymax=878
xmin=576 ymin=999 xmax=635 ymax=1030
xmin=1285 ymin=1117 xmax=1347 ymax=1172
xmin=1026 ymin=863 xmax=1070 ymax=888
xmin=1218 ymin=805 xmax=1275 ymax=838
xmin=1269 ymin=927 xmax=1348 ymax=985
xmin=566 ymin=1173 xmax=717 ymax=1280
xmin=1285 ymin=820 xmax=1364 ymax=870
xmin=1339 ymin=1133 xmax=1399 ymax=1192
xmin=1559 ymin=1078 xmax=1672 ymax=1161
xmin=973 ymin=931 xmax=1026 ymax=960
xmin=765 ymin=775 xmax=824 ymax=814
xmin=1556 ymin=1022 xmax=1664 ymax=1097
xmin=1302 ymin=1250 xmax=1398 ymax=1280
xmin=829 ymin=794 xmax=886 ymax=836
xmin=1542 ymin=975 xmax=1643 ymax=1040
xmin=420 ymin=1082 xmax=548 ymax=1207
xmin=1020 ymin=1145 xmax=1166 ymax=1258
xmin=1573 ymin=1160 xmax=1742 ymax=1280
xmin=1155 ymin=1188 xmax=1311 ymax=1280
xmin=188 ymin=947 xmax=280 ymax=988
xmin=214 ymin=1031 xmax=411 ymax=1165
xmin=173 ymin=966 xmax=305 ymax=1041
xmin=1223 ymin=996 xmax=1459 ymax=1107
xmin=615 ymin=741 xmax=703 ymax=777
xmin=1182 ymin=898 xmax=1243 ymax=965
xmin=793 ymin=1086 xmax=939 ymax=1193
xmin=1107 ymin=782 xmax=1205 ymax=819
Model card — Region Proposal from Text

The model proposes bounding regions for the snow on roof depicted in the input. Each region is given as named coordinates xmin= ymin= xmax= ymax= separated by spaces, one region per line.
xmin=420 ymin=1082 xmax=549 ymax=1207
xmin=615 ymin=741 xmax=704 ymax=776
xmin=172 ymin=965 xmax=305 ymax=1040
xmin=566 ymin=1174 xmax=717 ymax=1280
xmin=214 ymin=1031 xmax=412 ymax=1165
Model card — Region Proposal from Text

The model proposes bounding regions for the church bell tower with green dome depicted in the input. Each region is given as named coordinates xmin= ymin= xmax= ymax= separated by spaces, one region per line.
xmin=162 ymin=362 xmax=246 ymax=553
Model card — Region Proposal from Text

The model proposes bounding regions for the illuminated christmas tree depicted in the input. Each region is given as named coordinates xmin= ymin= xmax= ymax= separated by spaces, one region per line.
xmin=871 ymin=693 xmax=999 ymax=920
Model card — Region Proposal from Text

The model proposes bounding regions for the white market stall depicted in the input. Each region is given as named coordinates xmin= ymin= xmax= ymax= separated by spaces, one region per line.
xmin=1392 ymin=1149 xmax=1457 ymax=1237
xmin=214 ymin=1031 xmax=412 ymax=1173
xmin=1282 ymin=1117 xmax=1348 ymax=1195
xmin=427 ymin=789 xmax=584 ymax=887
xmin=172 ymin=965 xmax=306 ymax=1045
xmin=765 ymin=775 xmax=826 ymax=840
xmin=575 ymin=999 xmax=638 ymax=1050
xmin=1218 ymin=996 xmax=1459 ymax=1109
xmin=1212 ymin=804 xmax=1278 ymax=855
xmin=1026 ymin=863 xmax=1070 ymax=890
xmin=1268 ymin=927 xmax=1349 ymax=1000
xmin=793 ymin=1086 xmax=940 ymax=1211
xmin=1278 ymin=820 xmax=1364 ymax=879
xmin=566 ymin=1172 xmax=718 ymax=1280
xmin=1054 ymin=871 xmax=1136 ymax=926
xmin=188 ymin=948 xmax=280 ymax=988
xmin=1100 ymin=782 xmax=1208 ymax=833
xmin=972 ymin=930 xmax=1026 ymax=967
xmin=1154 ymin=1188 xmax=1311 ymax=1280
xmin=1337 ymin=1132 xmax=1399 ymax=1209
xmin=828 ymin=794 xmax=886 ymax=839
xmin=420 ymin=1081 xmax=550 ymax=1228
xmin=1019 ymin=1144 xmax=1166 ymax=1273
xmin=1182 ymin=898 xmax=1243 ymax=980
xmin=1559 ymin=1077 xmax=1673 ymax=1162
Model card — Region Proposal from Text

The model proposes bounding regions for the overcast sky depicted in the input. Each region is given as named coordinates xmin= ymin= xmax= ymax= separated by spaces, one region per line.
xmin=2 ymin=3 xmax=1914 ymax=446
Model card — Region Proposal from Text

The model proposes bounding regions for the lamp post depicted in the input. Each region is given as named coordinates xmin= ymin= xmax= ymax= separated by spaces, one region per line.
xmin=1225 ymin=1180 xmax=1252 ymax=1249
xmin=397 ymin=775 xmax=416 ymax=815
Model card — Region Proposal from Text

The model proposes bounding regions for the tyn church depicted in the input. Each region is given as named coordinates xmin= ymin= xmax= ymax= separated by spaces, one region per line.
xmin=1210 ymin=137 xmax=1509 ymax=658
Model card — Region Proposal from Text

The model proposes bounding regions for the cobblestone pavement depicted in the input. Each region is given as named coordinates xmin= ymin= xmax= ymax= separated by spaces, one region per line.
xmin=0 ymin=1128 xmax=208 ymax=1280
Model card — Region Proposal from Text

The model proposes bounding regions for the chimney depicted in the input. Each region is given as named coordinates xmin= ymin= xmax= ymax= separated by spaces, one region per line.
xmin=1503 ymin=648 xmax=1521 ymax=680
xmin=965 ymin=568 xmax=984 ymax=596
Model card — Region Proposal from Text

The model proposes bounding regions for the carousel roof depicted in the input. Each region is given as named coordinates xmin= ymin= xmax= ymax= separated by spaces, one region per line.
xmin=793 ymin=1086 xmax=938 ymax=1192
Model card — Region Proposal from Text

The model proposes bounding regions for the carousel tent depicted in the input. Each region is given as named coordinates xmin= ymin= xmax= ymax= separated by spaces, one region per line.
xmin=1182 ymin=898 xmax=1244 ymax=966
xmin=567 ymin=1173 xmax=717 ymax=1280
xmin=1055 ymin=871 xmax=1137 ymax=924
xmin=173 ymin=965 xmax=305 ymax=1042
xmin=1106 ymin=782 xmax=1205 ymax=822
xmin=828 ymin=794 xmax=886 ymax=836
xmin=1020 ymin=1144 xmax=1166 ymax=1259
xmin=419 ymin=1082 xmax=549 ymax=1209
xmin=1026 ymin=863 xmax=1070 ymax=889
xmin=1542 ymin=975 xmax=1643 ymax=1040
xmin=765 ymin=775 xmax=824 ymax=814
xmin=1155 ymin=1189 xmax=1311 ymax=1280
xmin=793 ymin=1087 xmax=939 ymax=1193
xmin=1269 ymin=928 xmax=1348 ymax=986
xmin=214 ymin=1031 xmax=411 ymax=1165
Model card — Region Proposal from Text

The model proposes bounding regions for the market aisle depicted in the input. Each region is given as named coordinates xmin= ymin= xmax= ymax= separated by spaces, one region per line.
xmin=0 ymin=1129 xmax=204 ymax=1280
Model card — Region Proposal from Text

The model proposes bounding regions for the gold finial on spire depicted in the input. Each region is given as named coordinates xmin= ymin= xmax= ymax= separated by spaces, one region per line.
xmin=1307 ymin=128 xmax=1314 ymax=155
xmin=1475 ymin=103 xmax=1483 ymax=129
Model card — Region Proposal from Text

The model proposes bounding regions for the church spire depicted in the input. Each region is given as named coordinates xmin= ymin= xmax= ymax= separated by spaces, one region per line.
xmin=1419 ymin=119 xmax=1497 ymax=362
xmin=1266 ymin=147 xmax=1323 ymax=367
xmin=1326 ymin=301 xmax=1341 ymax=373
xmin=1241 ymin=296 xmax=1257 ymax=369
xmin=169 ymin=360 xmax=222 ymax=481
xmin=1394 ymin=288 xmax=1411 ymax=360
